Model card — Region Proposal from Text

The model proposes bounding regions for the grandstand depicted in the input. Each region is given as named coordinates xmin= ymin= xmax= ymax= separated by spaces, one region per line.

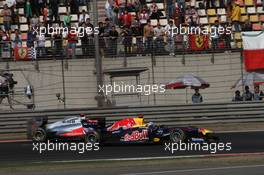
xmin=0 ymin=0 xmax=264 ymax=59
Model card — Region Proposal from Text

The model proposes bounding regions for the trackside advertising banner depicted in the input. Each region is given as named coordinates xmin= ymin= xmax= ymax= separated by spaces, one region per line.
xmin=242 ymin=31 xmax=264 ymax=71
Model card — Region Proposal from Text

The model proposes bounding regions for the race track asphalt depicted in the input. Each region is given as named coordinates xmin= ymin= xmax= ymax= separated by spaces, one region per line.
xmin=0 ymin=131 xmax=263 ymax=164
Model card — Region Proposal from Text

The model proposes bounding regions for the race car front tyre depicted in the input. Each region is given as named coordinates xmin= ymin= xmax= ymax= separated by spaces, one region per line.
xmin=33 ymin=128 xmax=47 ymax=142
xmin=205 ymin=133 xmax=219 ymax=143
xmin=169 ymin=129 xmax=186 ymax=143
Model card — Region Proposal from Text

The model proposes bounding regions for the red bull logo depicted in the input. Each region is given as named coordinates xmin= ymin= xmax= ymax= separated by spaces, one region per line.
xmin=124 ymin=130 xmax=148 ymax=141
xmin=107 ymin=118 xmax=136 ymax=131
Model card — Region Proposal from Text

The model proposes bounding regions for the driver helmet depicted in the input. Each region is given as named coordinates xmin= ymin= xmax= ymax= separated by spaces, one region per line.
xmin=146 ymin=122 xmax=154 ymax=127
xmin=138 ymin=114 xmax=144 ymax=118
xmin=79 ymin=113 xmax=86 ymax=120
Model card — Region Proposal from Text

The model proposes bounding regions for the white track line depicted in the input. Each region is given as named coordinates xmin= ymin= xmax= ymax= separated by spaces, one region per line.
xmin=32 ymin=152 xmax=264 ymax=164
xmin=121 ymin=164 xmax=264 ymax=175
xmin=216 ymin=129 xmax=264 ymax=134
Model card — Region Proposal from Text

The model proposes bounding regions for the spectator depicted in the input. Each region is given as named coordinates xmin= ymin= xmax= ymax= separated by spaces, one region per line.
xmin=105 ymin=0 xmax=114 ymax=21
xmin=121 ymin=26 xmax=133 ymax=55
xmin=192 ymin=88 xmax=203 ymax=103
xmin=26 ymin=27 xmax=36 ymax=48
xmin=53 ymin=33 xmax=63 ymax=56
xmin=242 ymin=19 xmax=252 ymax=31
xmin=11 ymin=4 xmax=19 ymax=27
xmin=0 ymin=28 xmax=3 ymax=57
xmin=112 ymin=1 xmax=119 ymax=24
xmin=166 ymin=0 xmax=175 ymax=19
xmin=138 ymin=8 xmax=149 ymax=27
xmin=85 ymin=18 xmax=95 ymax=57
xmin=119 ymin=10 xmax=132 ymax=27
xmin=79 ymin=10 xmax=90 ymax=25
xmin=230 ymin=1 xmax=241 ymax=32
xmin=98 ymin=22 xmax=106 ymax=57
xmin=50 ymin=0 xmax=59 ymax=23
xmin=173 ymin=4 xmax=183 ymax=27
xmin=177 ymin=0 xmax=185 ymax=14
xmin=242 ymin=86 xmax=253 ymax=101
xmin=37 ymin=33 xmax=46 ymax=57
xmin=185 ymin=5 xmax=199 ymax=27
xmin=206 ymin=0 xmax=215 ymax=9
xmin=143 ymin=20 xmax=154 ymax=54
xmin=139 ymin=0 xmax=146 ymax=4
xmin=131 ymin=19 xmax=143 ymax=54
xmin=221 ymin=22 xmax=232 ymax=49
xmin=31 ymin=14 xmax=40 ymax=28
xmin=104 ymin=18 xmax=114 ymax=34
xmin=164 ymin=20 xmax=175 ymax=56
xmin=219 ymin=0 xmax=225 ymax=8
xmin=80 ymin=22 xmax=89 ymax=55
xmin=24 ymin=0 xmax=32 ymax=24
xmin=31 ymin=0 xmax=38 ymax=16
xmin=134 ymin=0 xmax=142 ymax=13
xmin=11 ymin=29 xmax=22 ymax=52
xmin=108 ymin=25 xmax=119 ymax=56
xmin=253 ymin=85 xmax=264 ymax=101
xmin=211 ymin=20 xmax=220 ymax=50
xmin=37 ymin=0 xmax=45 ymax=16
xmin=70 ymin=0 xmax=79 ymax=14
xmin=66 ymin=26 xmax=78 ymax=59
xmin=150 ymin=2 xmax=162 ymax=19
xmin=104 ymin=18 xmax=114 ymax=54
xmin=63 ymin=11 xmax=72 ymax=27
xmin=154 ymin=22 xmax=164 ymax=53
xmin=16 ymin=0 xmax=24 ymax=7
xmin=1 ymin=4 xmax=12 ymax=32
xmin=0 ymin=29 xmax=11 ymax=58
xmin=42 ymin=5 xmax=48 ymax=24
xmin=232 ymin=90 xmax=243 ymax=101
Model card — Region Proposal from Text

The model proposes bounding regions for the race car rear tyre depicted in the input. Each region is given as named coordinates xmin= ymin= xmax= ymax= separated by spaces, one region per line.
xmin=33 ymin=128 xmax=46 ymax=142
xmin=169 ymin=129 xmax=186 ymax=143
xmin=85 ymin=132 xmax=100 ymax=144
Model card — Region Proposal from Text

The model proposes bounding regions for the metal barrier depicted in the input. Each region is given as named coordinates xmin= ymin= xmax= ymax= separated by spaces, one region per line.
xmin=0 ymin=101 xmax=264 ymax=139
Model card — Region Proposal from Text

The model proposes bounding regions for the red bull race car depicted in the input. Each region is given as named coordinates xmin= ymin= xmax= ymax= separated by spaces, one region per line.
xmin=28 ymin=114 xmax=218 ymax=144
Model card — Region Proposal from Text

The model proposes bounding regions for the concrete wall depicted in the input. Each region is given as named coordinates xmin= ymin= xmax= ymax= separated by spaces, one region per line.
xmin=0 ymin=52 xmax=244 ymax=110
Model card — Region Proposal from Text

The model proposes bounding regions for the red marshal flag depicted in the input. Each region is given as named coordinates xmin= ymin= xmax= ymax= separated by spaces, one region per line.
xmin=14 ymin=47 xmax=30 ymax=61
xmin=242 ymin=31 xmax=264 ymax=72
xmin=188 ymin=34 xmax=209 ymax=51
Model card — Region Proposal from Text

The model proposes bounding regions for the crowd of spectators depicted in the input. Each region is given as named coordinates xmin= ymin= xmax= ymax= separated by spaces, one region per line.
xmin=0 ymin=0 xmax=264 ymax=59
xmin=233 ymin=85 xmax=264 ymax=101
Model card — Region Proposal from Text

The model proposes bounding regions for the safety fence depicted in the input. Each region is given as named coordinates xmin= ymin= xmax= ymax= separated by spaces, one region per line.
xmin=0 ymin=52 xmax=250 ymax=110
xmin=0 ymin=101 xmax=264 ymax=139
xmin=0 ymin=34 xmax=241 ymax=60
